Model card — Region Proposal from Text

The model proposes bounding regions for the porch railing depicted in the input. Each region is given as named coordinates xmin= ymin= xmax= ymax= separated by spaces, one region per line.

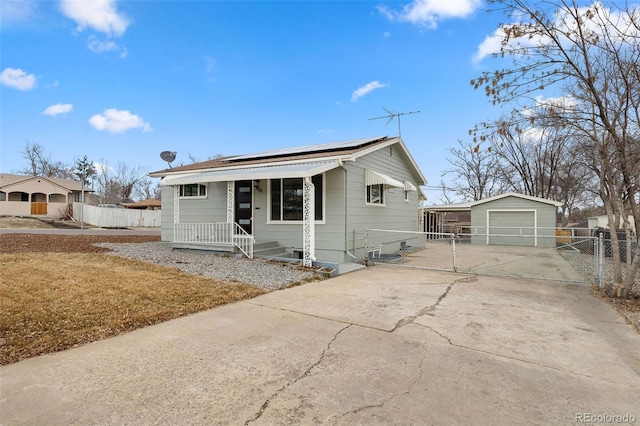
xmin=174 ymin=222 xmax=254 ymax=259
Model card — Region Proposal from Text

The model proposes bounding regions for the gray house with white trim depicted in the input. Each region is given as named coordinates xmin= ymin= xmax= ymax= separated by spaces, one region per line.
xmin=149 ymin=136 xmax=427 ymax=267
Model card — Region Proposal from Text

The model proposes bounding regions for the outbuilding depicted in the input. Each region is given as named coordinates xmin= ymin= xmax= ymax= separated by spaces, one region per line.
xmin=422 ymin=192 xmax=562 ymax=248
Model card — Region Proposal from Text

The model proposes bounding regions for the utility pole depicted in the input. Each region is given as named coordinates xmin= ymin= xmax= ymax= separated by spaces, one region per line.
xmin=74 ymin=155 xmax=96 ymax=233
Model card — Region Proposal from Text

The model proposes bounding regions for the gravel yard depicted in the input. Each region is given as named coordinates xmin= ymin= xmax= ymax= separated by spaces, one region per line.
xmin=98 ymin=241 xmax=323 ymax=291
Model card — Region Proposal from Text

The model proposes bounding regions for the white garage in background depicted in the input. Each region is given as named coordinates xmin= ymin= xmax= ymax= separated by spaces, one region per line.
xmin=469 ymin=193 xmax=562 ymax=248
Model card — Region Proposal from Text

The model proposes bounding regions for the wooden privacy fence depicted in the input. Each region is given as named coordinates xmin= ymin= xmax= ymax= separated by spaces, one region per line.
xmin=72 ymin=202 xmax=161 ymax=228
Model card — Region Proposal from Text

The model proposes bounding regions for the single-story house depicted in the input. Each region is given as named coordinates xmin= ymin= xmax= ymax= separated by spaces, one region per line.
xmin=421 ymin=192 xmax=562 ymax=248
xmin=149 ymin=136 xmax=427 ymax=267
xmin=0 ymin=174 xmax=92 ymax=218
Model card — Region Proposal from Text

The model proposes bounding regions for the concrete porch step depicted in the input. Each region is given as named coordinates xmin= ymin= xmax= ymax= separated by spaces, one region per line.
xmin=254 ymin=241 xmax=297 ymax=260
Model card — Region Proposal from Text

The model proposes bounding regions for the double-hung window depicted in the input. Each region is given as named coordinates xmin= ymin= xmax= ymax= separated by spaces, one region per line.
xmin=366 ymin=184 xmax=384 ymax=205
xmin=270 ymin=175 xmax=323 ymax=221
xmin=179 ymin=183 xmax=207 ymax=198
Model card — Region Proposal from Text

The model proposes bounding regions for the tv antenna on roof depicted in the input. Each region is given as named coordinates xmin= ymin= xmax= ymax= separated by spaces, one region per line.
xmin=369 ymin=108 xmax=420 ymax=138
xmin=160 ymin=151 xmax=177 ymax=169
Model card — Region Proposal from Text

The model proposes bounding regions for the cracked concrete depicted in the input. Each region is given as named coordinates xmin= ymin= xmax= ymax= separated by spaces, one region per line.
xmin=244 ymin=325 xmax=351 ymax=425
xmin=2 ymin=264 xmax=639 ymax=425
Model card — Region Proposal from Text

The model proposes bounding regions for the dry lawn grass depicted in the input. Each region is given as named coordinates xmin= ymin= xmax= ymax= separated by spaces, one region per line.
xmin=0 ymin=252 xmax=265 ymax=365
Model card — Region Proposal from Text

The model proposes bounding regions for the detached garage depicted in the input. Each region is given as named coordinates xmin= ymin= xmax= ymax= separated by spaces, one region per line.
xmin=422 ymin=192 xmax=562 ymax=248
xmin=470 ymin=193 xmax=562 ymax=248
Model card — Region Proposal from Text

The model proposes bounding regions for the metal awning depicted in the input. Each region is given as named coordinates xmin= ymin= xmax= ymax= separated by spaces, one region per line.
xmin=404 ymin=181 xmax=417 ymax=191
xmin=161 ymin=161 xmax=341 ymax=186
xmin=365 ymin=169 xmax=404 ymax=188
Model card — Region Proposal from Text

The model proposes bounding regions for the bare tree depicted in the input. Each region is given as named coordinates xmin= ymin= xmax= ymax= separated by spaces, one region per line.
xmin=20 ymin=142 xmax=73 ymax=179
xmin=443 ymin=139 xmax=504 ymax=201
xmin=93 ymin=160 xmax=150 ymax=203
xmin=187 ymin=153 xmax=225 ymax=164
xmin=134 ymin=177 xmax=161 ymax=201
xmin=472 ymin=0 xmax=640 ymax=297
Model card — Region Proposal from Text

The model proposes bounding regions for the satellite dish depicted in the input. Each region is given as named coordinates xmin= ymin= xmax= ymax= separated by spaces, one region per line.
xmin=160 ymin=151 xmax=177 ymax=168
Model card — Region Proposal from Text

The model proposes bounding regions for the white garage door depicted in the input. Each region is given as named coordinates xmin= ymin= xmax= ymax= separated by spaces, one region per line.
xmin=487 ymin=210 xmax=536 ymax=246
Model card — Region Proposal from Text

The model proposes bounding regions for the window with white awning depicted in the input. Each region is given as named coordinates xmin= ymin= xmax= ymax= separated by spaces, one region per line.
xmin=365 ymin=169 xmax=404 ymax=205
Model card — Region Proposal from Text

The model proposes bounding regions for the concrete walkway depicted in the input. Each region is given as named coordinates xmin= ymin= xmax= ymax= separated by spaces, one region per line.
xmin=1 ymin=266 xmax=639 ymax=425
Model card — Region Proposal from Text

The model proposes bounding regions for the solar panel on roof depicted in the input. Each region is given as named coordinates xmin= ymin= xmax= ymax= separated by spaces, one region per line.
xmin=224 ymin=136 xmax=388 ymax=162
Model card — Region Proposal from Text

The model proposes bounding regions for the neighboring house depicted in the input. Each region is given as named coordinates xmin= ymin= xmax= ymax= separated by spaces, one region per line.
xmin=149 ymin=136 xmax=427 ymax=267
xmin=422 ymin=192 xmax=562 ymax=248
xmin=119 ymin=199 xmax=161 ymax=210
xmin=0 ymin=174 xmax=92 ymax=218
xmin=587 ymin=215 xmax=636 ymax=235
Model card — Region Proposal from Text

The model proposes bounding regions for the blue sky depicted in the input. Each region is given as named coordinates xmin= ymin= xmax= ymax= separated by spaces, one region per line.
xmin=1 ymin=0 xmax=507 ymax=199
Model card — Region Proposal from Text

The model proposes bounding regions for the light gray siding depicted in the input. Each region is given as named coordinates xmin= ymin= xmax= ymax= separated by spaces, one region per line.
xmin=160 ymin=182 xmax=228 ymax=241
xmin=159 ymin=141 xmax=424 ymax=264
xmin=470 ymin=196 xmax=558 ymax=248
xmin=343 ymin=145 xmax=423 ymax=260
xmin=249 ymin=144 xmax=422 ymax=264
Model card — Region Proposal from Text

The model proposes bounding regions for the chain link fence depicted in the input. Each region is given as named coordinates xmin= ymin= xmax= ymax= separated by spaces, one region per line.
xmin=364 ymin=228 xmax=638 ymax=287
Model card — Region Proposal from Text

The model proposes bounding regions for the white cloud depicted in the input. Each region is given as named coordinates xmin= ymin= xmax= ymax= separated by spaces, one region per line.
xmin=0 ymin=67 xmax=37 ymax=90
xmin=43 ymin=103 xmax=73 ymax=116
xmin=60 ymin=0 xmax=129 ymax=37
xmin=473 ymin=2 xmax=634 ymax=63
xmin=87 ymin=37 xmax=118 ymax=53
xmin=87 ymin=36 xmax=127 ymax=57
xmin=0 ymin=0 xmax=37 ymax=25
xmin=535 ymin=95 xmax=577 ymax=110
xmin=204 ymin=56 xmax=216 ymax=73
xmin=379 ymin=0 xmax=481 ymax=28
xmin=351 ymin=81 xmax=387 ymax=102
xmin=89 ymin=108 xmax=152 ymax=133
xmin=472 ymin=27 xmax=505 ymax=63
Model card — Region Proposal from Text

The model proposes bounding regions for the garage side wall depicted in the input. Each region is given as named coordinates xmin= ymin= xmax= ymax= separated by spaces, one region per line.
xmin=470 ymin=197 xmax=558 ymax=248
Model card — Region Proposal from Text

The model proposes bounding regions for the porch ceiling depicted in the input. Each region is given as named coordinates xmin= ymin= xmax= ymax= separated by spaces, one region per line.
xmin=160 ymin=160 xmax=341 ymax=186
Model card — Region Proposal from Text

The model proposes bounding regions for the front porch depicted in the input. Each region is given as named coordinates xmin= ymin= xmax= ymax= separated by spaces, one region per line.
xmin=171 ymin=222 xmax=365 ymax=276
xmin=173 ymin=222 xmax=255 ymax=258
xmin=165 ymin=167 xmax=329 ymax=266
xmin=173 ymin=222 xmax=309 ymax=262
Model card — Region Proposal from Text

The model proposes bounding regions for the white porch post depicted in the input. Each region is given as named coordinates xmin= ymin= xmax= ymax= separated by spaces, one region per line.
xmin=226 ymin=181 xmax=234 ymax=223
xmin=173 ymin=185 xmax=180 ymax=241
xmin=303 ymin=177 xmax=315 ymax=267
xmin=173 ymin=185 xmax=180 ymax=224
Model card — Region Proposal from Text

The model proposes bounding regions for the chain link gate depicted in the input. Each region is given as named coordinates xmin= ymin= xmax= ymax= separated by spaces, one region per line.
xmin=364 ymin=228 xmax=608 ymax=285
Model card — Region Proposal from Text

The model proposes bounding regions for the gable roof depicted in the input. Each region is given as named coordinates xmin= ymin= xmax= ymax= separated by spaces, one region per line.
xmin=471 ymin=192 xmax=563 ymax=207
xmin=151 ymin=136 xmax=427 ymax=187
xmin=422 ymin=192 xmax=562 ymax=211
xmin=0 ymin=174 xmax=88 ymax=192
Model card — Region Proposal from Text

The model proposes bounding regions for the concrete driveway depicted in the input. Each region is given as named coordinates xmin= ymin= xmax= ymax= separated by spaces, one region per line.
xmin=1 ymin=265 xmax=639 ymax=425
